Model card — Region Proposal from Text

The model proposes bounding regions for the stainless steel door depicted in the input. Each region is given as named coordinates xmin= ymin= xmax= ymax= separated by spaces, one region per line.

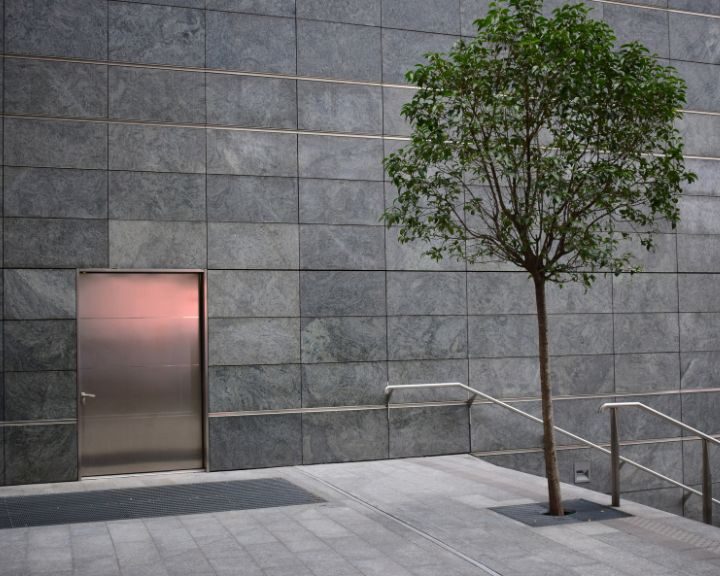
xmin=78 ymin=272 xmax=203 ymax=476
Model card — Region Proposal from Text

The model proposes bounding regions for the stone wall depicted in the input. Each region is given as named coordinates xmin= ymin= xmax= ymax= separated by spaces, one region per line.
xmin=2 ymin=0 xmax=720 ymax=524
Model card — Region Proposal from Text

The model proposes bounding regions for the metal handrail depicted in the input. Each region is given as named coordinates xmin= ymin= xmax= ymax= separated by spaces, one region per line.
xmin=384 ymin=382 xmax=720 ymax=519
xmin=602 ymin=401 xmax=719 ymax=524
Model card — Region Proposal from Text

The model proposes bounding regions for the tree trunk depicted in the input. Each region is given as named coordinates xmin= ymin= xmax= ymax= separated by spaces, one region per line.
xmin=533 ymin=275 xmax=564 ymax=516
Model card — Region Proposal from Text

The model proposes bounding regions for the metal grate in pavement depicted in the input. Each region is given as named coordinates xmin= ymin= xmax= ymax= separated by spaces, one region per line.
xmin=0 ymin=477 xmax=325 ymax=529
xmin=491 ymin=498 xmax=631 ymax=527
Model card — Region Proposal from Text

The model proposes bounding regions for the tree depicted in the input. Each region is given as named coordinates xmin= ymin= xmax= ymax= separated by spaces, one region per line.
xmin=383 ymin=0 xmax=695 ymax=516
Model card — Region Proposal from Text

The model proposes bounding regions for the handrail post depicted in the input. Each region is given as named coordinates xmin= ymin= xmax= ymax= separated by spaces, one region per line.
xmin=610 ymin=407 xmax=620 ymax=507
xmin=702 ymin=439 xmax=713 ymax=525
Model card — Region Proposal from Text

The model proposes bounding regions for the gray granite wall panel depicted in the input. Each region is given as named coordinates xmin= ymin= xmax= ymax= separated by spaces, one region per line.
xmin=387 ymin=272 xmax=466 ymax=316
xmin=5 ymin=424 xmax=77 ymax=484
xmin=208 ymin=270 xmax=299 ymax=318
xmin=299 ymin=135 xmax=384 ymax=181
xmin=390 ymin=405 xmax=469 ymax=458
xmin=669 ymin=0 xmax=720 ymax=14
xmin=5 ymin=60 xmax=107 ymax=118
xmin=679 ymin=274 xmax=720 ymax=312
xmin=669 ymin=12 xmax=720 ymax=64
xmin=5 ymin=119 xmax=107 ymax=170
xmin=677 ymin=113 xmax=720 ymax=158
xmin=382 ymin=29 xmax=459 ymax=84
xmin=6 ymin=0 xmax=107 ymax=60
xmin=613 ymin=273 xmax=679 ymax=313
xmin=388 ymin=358 xmax=468 ymax=402
xmin=682 ymin=391 xmax=720 ymax=434
xmin=679 ymin=313 xmax=720 ymax=352
xmin=208 ymin=223 xmax=299 ymax=269
xmin=614 ymin=313 xmax=680 ymax=354
xmin=209 ymin=318 xmax=301 ymax=365
xmin=109 ymin=67 xmax=206 ymax=124
xmin=385 ymin=230 xmax=466 ymax=271
xmin=206 ymin=11 xmax=296 ymax=74
xmin=297 ymin=0 xmax=381 ymax=26
xmin=298 ymin=81 xmax=382 ymax=134
xmin=4 ymin=269 xmax=76 ymax=320
xmin=678 ymin=235 xmax=720 ymax=272
xmin=382 ymin=0 xmax=461 ymax=35
xmin=123 ymin=0 xmax=204 ymax=8
xmin=681 ymin=351 xmax=720 ymax=388
xmin=5 ymin=167 xmax=107 ymax=219
xmin=303 ymin=410 xmax=388 ymax=464
xmin=206 ymin=75 xmax=297 ymax=129
xmin=469 ymin=314 xmax=538 ymax=358
xmin=297 ymin=20 xmax=382 ymax=82
xmin=109 ymin=220 xmax=207 ymax=268
xmin=302 ymin=361 xmax=387 ymax=407
xmin=208 ymin=130 xmax=297 ymax=177
xmin=208 ymin=364 xmax=301 ymax=412
xmin=382 ymin=87 xmax=414 ymax=136
xmin=679 ymin=196 xmax=720 ymax=235
xmin=615 ymin=353 xmax=680 ymax=394
xmin=301 ymin=317 xmax=387 ymax=363
xmin=388 ymin=315 xmax=468 ymax=360
xmin=674 ymin=61 xmax=720 ymax=113
xmin=109 ymin=2 xmax=205 ymax=67
xmin=4 ymin=371 xmax=76 ymax=420
xmin=109 ymin=171 xmax=206 ymax=222
xmin=300 ymin=271 xmax=386 ymax=317
xmin=109 ymin=124 xmax=206 ymax=173
xmin=682 ymin=158 xmax=720 ymax=196
xmin=207 ymin=175 xmax=298 ymax=223
xmin=616 ymin=233 xmax=677 ymax=273
xmin=5 ymin=320 xmax=75 ymax=371
xmin=603 ymin=3 xmax=669 ymax=58
xmin=460 ymin=0 xmax=491 ymax=36
xmin=468 ymin=272 xmax=535 ymax=314
xmin=206 ymin=0 xmax=294 ymax=16
xmin=299 ymin=179 xmax=385 ymax=225
xmin=300 ymin=225 xmax=385 ymax=270
xmin=5 ymin=218 xmax=108 ymax=268
xmin=208 ymin=415 xmax=302 ymax=470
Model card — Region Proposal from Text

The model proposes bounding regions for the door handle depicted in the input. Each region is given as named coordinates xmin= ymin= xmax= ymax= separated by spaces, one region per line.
xmin=81 ymin=392 xmax=96 ymax=405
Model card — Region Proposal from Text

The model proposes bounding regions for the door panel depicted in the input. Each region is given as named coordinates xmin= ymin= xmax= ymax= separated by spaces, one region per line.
xmin=78 ymin=272 xmax=203 ymax=476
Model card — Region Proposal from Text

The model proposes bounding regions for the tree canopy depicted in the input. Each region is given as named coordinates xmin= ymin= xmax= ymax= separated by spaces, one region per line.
xmin=384 ymin=0 xmax=695 ymax=284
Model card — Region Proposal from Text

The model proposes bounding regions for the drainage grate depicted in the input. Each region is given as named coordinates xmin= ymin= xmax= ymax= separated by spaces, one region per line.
xmin=0 ymin=477 xmax=325 ymax=529
xmin=491 ymin=498 xmax=631 ymax=527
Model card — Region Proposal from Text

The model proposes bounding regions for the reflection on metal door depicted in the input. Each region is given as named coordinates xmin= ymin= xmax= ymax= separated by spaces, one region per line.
xmin=78 ymin=272 xmax=203 ymax=476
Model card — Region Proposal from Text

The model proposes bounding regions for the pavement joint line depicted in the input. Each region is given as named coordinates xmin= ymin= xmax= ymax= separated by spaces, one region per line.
xmin=294 ymin=466 xmax=505 ymax=576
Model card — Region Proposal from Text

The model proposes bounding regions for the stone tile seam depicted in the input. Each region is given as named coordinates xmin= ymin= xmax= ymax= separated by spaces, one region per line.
xmin=1 ymin=53 xmax=418 ymax=91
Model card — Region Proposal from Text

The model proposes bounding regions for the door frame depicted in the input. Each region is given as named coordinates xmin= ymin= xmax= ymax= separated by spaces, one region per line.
xmin=75 ymin=269 xmax=209 ymax=478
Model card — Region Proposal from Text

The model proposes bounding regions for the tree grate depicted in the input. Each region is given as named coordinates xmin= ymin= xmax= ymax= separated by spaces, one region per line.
xmin=0 ymin=477 xmax=325 ymax=529
xmin=491 ymin=498 xmax=631 ymax=527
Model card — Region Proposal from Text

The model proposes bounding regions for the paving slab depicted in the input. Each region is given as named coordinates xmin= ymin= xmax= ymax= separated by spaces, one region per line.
xmin=0 ymin=455 xmax=719 ymax=576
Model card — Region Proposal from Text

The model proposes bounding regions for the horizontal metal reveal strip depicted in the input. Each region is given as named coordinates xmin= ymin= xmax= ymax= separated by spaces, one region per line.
xmin=473 ymin=433 xmax=720 ymax=456
xmin=0 ymin=419 xmax=77 ymax=428
xmin=209 ymin=401 xmax=469 ymax=417
xmin=1 ymin=53 xmax=417 ymax=90
xmin=6 ymin=113 xmax=720 ymax=162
